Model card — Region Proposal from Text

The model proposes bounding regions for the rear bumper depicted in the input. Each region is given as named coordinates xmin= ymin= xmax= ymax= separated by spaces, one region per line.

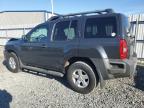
xmin=108 ymin=54 xmax=137 ymax=78
xmin=91 ymin=53 xmax=137 ymax=80
xmin=125 ymin=55 xmax=137 ymax=78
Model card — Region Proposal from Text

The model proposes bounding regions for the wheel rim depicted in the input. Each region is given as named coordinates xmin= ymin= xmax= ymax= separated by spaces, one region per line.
xmin=9 ymin=57 xmax=16 ymax=69
xmin=72 ymin=69 xmax=89 ymax=88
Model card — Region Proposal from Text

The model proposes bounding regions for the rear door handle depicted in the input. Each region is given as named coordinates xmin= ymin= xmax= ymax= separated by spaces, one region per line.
xmin=41 ymin=44 xmax=47 ymax=48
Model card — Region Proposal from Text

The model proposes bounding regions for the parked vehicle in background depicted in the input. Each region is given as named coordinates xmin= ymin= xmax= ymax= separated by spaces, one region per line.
xmin=4 ymin=9 xmax=137 ymax=94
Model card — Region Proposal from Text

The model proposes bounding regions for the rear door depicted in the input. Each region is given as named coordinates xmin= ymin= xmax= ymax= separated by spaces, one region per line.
xmin=45 ymin=18 xmax=80 ymax=72
xmin=79 ymin=15 xmax=120 ymax=59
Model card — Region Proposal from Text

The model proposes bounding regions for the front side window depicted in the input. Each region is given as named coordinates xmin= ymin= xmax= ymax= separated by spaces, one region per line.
xmin=84 ymin=17 xmax=117 ymax=38
xmin=53 ymin=20 xmax=78 ymax=41
xmin=28 ymin=26 xmax=48 ymax=43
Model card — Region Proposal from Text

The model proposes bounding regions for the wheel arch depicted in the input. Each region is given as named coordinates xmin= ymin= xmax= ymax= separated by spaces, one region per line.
xmin=6 ymin=49 xmax=22 ymax=67
xmin=6 ymin=49 xmax=18 ymax=56
xmin=65 ymin=57 xmax=100 ymax=83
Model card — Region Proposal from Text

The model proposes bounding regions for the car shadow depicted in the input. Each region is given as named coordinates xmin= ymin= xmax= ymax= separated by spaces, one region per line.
xmin=23 ymin=69 xmax=72 ymax=90
xmin=134 ymin=66 xmax=144 ymax=91
xmin=0 ymin=90 xmax=12 ymax=108
xmin=3 ymin=60 xmax=71 ymax=90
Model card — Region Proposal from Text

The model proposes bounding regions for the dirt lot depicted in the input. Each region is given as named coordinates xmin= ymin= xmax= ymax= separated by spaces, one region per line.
xmin=0 ymin=49 xmax=144 ymax=108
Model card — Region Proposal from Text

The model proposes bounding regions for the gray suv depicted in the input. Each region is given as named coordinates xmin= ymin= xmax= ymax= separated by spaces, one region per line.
xmin=4 ymin=9 xmax=137 ymax=94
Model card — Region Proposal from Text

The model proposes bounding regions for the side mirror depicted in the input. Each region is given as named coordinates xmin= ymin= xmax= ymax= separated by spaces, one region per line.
xmin=22 ymin=35 xmax=28 ymax=41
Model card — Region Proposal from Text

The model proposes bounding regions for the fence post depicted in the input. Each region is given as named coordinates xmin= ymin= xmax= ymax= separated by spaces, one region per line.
xmin=5 ymin=29 xmax=8 ymax=38
xmin=23 ymin=28 xmax=26 ymax=35
xmin=135 ymin=15 xmax=140 ymax=53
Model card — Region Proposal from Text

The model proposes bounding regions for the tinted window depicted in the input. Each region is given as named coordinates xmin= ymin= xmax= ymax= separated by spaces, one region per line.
xmin=28 ymin=26 xmax=48 ymax=43
xmin=53 ymin=20 xmax=78 ymax=41
xmin=84 ymin=17 xmax=117 ymax=38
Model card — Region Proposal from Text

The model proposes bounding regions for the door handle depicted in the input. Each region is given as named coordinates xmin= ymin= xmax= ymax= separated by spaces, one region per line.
xmin=41 ymin=44 xmax=47 ymax=48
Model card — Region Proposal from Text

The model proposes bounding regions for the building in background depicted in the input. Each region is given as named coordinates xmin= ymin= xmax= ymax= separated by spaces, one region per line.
xmin=0 ymin=11 xmax=144 ymax=60
xmin=0 ymin=10 xmax=53 ymax=45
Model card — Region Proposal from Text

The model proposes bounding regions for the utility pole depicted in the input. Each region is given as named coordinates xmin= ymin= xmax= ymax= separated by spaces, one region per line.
xmin=51 ymin=0 xmax=54 ymax=16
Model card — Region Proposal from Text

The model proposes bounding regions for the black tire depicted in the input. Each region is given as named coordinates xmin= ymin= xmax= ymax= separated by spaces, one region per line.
xmin=67 ymin=61 xmax=97 ymax=94
xmin=6 ymin=52 xmax=20 ymax=73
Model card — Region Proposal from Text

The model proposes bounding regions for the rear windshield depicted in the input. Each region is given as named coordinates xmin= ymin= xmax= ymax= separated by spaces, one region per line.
xmin=122 ymin=15 xmax=130 ymax=35
xmin=84 ymin=17 xmax=117 ymax=38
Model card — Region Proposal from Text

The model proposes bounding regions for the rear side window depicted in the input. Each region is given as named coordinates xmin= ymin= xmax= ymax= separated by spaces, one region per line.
xmin=53 ymin=20 xmax=78 ymax=41
xmin=84 ymin=17 xmax=117 ymax=38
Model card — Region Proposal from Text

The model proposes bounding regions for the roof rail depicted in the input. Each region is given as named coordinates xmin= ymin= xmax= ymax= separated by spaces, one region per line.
xmin=48 ymin=9 xmax=114 ymax=21
xmin=48 ymin=16 xmax=60 ymax=21
xmin=62 ymin=9 xmax=114 ymax=17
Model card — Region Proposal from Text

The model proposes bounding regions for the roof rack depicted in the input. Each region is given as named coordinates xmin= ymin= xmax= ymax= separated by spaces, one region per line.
xmin=62 ymin=9 xmax=114 ymax=17
xmin=48 ymin=9 xmax=114 ymax=21
xmin=48 ymin=16 xmax=60 ymax=21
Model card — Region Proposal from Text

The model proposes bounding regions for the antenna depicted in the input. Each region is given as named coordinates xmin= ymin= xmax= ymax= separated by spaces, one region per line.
xmin=51 ymin=0 xmax=54 ymax=16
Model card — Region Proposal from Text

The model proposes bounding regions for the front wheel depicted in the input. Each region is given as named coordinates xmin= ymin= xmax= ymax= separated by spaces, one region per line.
xmin=6 ymin=52 xmax=20 ymax=73
xmin=67 ymin=61 xmax=97 ymax=94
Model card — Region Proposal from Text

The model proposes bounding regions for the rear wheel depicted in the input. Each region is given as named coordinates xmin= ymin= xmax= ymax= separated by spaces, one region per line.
xmin=6 ymin=52 xmax=20 ymax=73
xmin=67 ymin=61 xmax=97 ymax=94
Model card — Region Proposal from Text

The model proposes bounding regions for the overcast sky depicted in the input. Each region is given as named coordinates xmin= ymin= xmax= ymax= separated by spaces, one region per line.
xmin=0 ymin=0 xmax=144 ymax=15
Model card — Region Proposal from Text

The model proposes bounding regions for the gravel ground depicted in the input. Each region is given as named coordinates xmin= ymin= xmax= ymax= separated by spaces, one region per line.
xmin=0 ymin=56 xmax=144 ymax=108
xmin=0 ymin=46 xmax=3 ymax=56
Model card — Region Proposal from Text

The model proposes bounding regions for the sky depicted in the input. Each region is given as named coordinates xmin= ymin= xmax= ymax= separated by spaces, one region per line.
xmin=0 ymin=0 xmax=144 ymax=15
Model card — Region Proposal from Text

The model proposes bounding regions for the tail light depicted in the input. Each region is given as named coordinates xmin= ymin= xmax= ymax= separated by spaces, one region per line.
xmin=120 ymin=39 xmax=128 ymax=60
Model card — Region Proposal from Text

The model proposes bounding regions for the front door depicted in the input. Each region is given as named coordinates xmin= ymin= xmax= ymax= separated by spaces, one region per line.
xmin=20 ymin=24 xmax=49 ymax=68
